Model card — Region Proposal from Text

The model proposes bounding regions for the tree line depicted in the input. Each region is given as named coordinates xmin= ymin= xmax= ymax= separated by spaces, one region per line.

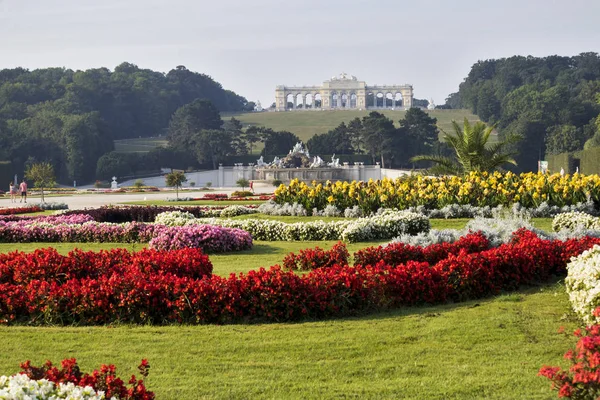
xmin=0 ymin=63 xmax=252 ymax=183
xmin=445 ymin=52 xmax=600 ymax=172
xmin=156 ymin=101 xmax=443 ymax=172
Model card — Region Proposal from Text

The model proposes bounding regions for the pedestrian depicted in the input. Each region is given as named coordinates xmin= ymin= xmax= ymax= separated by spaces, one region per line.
xmin=249 ymin=180 xmax=254 ymax=193
xmin=19 ymin=179 xmax=27 ymax=203
xmin=9 ymin=182 xmax=16 ymax=203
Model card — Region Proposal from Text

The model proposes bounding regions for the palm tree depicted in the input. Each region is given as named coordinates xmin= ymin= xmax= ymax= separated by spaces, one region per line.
xmin=411 ymin=118 xmax=520 ymax=175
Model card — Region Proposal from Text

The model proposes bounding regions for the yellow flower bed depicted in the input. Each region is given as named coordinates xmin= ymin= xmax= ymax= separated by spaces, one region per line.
xmin=274 ymin=172 xmax=600 ymax=213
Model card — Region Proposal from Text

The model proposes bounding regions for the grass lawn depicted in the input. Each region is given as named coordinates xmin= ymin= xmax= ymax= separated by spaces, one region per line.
xmin=0 ymin=282 xmax=577 ymax=399
xmin=223 ymin=109 xmax=481 ymax=143
xmin=0 ymin=215 xmax=569 ymax=398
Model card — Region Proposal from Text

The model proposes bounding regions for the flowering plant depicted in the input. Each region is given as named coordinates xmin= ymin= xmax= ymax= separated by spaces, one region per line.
xmin=539 ymin=317 xmax=600 ymax=399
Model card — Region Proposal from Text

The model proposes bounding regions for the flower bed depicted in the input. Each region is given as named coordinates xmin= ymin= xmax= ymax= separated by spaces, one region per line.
xmin=63 ymin=205 xmax=259 ymax=223
xmin=155 ymin=210 xmax=430 ymax=242
xmin=539 ymin=320 xmax=600 ymax=399
xmin=0 ymin=219 xmax=252 ymax=252
xmin=553 ymin=211 xmax=600 ymax=232
xmin=0 ymin=206 xmax=43 ymax=215
xmin=1 ymin=229 xmax=598 ymax=325
xmin=274 ymin=172 xmax=600 ymax=213
xmin=4 ymin=358 xmax=154 ymax=399
xmin=566 ymin=245 xmax=600 ymax=325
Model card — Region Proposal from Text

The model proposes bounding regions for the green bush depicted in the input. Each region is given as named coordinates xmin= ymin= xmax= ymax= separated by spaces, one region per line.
xmin=231 ymin=190 xmax=253 ymax=197
xmin=272 ymin=179 xmax=283 ymax=187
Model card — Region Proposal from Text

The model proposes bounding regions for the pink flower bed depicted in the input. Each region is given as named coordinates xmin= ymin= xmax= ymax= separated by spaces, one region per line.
xmin=0 ymin=218 xmax=252 ymax=252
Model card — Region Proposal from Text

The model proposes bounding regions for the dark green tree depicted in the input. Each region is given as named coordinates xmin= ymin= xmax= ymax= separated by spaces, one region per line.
xmin=165 ymin=170 xmax=187 ymax=200
xmin=261 ymin=131 xmax=300 ymax=156
xmin=167 ymin=99 xmax=223 ymax=150
xmin=400 ymin=108 xmax=439 ymax=163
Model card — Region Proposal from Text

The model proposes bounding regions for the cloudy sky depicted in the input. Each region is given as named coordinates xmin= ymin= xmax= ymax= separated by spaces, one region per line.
xmin=1 ymin=0 xmax=599 ymax=106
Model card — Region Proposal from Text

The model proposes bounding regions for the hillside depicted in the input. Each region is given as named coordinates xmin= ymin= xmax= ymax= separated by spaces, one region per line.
xmin=222 ymin=109 xmax=480 ymax=142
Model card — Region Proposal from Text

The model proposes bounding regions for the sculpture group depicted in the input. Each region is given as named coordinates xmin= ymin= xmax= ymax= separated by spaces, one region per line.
xmin=256 ymin=142 xmax=340 ymax=169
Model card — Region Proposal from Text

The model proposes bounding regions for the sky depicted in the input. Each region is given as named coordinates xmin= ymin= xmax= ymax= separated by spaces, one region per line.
xmin=1 ymin=0 xmax=600 ymax=107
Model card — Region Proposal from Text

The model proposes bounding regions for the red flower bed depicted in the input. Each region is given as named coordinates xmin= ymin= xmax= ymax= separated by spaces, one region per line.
xmin=539 ymin=310 xmax=600 ymax=398
xmin=353 ymin=232 xmax=491 ymax=267
xmin=216 ymin=195 xmax=273 ymax=201
xmin=1 ymin=229 xmax=599 ymax=325
xmin=283 ymin=242 xmax=349 ymax=271
xmin=20 ymin=358 xmax=154 ymax=399
xmin=0 ymin=206 xmax=43 ymax=216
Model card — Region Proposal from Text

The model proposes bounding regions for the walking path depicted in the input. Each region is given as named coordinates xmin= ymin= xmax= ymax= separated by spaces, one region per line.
xmin=0 ymin=183 xmax=276 ymax=210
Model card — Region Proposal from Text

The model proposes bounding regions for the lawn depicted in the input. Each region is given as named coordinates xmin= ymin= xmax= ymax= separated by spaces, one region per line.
xmin=223 ymin=109 xmax=481 ymax=142
xmin=0 ymin=215 xmax=569 ymax=398
xmin=0 ymin=282 xmax=576 ymax=399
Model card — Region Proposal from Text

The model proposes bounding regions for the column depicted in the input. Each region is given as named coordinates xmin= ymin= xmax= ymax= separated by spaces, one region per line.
xmin=373 ymin=93 xmax=377 ymax=108
xmin=302 ymin=93 xmax=306 ymax=109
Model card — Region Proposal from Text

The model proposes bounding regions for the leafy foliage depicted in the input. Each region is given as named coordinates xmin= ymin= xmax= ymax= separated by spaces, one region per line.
xmin=411 ymin=118 xmax=520 ymax=174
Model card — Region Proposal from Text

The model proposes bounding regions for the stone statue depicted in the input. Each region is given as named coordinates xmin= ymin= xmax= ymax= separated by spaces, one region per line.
xmin=328 ymin=154 xmax=341 ymax=168
xmin=427 ymin=98 xmax=435 ymax=110
xmin=272 ymin=156 xmax=283 ymax=168
xmin=111 ymin=176 xmax=118 ymax=190
xmin=256 ymin=156 xmax=266 ymax=167
xmin=310 ymin=156 xmax=325 ymax=168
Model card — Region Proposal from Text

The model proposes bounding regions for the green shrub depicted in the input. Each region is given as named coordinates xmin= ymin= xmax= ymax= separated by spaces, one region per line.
xmin=231 ymin=190 xmax=253 ymax=197
xmin=272 ymin=179 xmax=283 ymax=187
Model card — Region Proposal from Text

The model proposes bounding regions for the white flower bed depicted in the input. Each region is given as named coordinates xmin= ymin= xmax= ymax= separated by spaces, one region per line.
xmin=552 ymin=211 xmax=600 ymax=232
xmin=0 ymin=374 xmax=108 ymax=399
xmin=261 ymin=199 xmax=598 ymax=219
xmin=566 ymin=245 xmax=600 ymax=324
xmin=155 ymin=210 xmax=429 ymax=242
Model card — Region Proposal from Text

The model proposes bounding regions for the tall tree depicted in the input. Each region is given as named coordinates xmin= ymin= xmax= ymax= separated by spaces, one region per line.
xmin=261 ymin=131 xmax=301 ymax=156
xmin=411 ymin=118 xmax=520 ymax=174
xmin=361 ymin=112 xmax=397 ymax=168
xmin=193 ymin=129 xmax=234 ymax=169
xmin=400 ymin=108 xmax=439 ymax=162
xmin=167 ymin=99 xmax=223 ymax=150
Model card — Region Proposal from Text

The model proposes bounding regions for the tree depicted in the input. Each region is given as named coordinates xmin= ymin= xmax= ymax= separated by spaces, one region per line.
xmin=242 ymin=126 xmax=262 ymax=155
xmin=400 ymin=108 xmax=439 ymax=163
xmin=223 ymin=117 xmax=247 ymax=155
xmin=167 ymin=99 xmax=223 ymax=150
xmin=261 ymin=131 xmax=300 ymax=156
xmin=411 ymin=118 xmax=520 ymax=175
xmin=306 ymin=122 xmax=354 ymax=155
xmin=25 ymin=162 xmax=55 ymax=203
xmin=165 ymin=171 xmax=187 ymax=200
xmin=545 ymin=124 xmax=588 ymax=155
xmin=193 ymin=129 xmax=234 ymax=169
xmin=361 ymin=112 xmax=398 ymax=168
xmin=236 ymin=178 xmax=249 ymax=190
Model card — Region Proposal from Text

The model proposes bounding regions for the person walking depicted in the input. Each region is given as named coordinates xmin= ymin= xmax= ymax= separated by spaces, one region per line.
xmin=9 ymin=182 xmax=16 ymax=203
xmin=19 ymin=179 xmax=27 ymax=203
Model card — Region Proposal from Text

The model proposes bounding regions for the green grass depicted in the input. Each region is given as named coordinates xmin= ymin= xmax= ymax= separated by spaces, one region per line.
xmin=112 ymin=111 xmax=481 ymax=154
xmin=113 ymin=137 xmax=168 ymax=153
xmin=223 ymin=109 xmax=480 ymax=142
xmin=0 ymin=282 xmax=578 ymax=399
xmin=0 ymin=216 xmax=569 ymax=398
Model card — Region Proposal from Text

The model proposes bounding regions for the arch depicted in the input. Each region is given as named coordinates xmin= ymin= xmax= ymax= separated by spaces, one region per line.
xmin=341 ymin=93 xmax=348 ymax=108
xmin=367 ymin=92 xmax=375 ymax=108
xmin=286 ymin=93 xmax=295 ymax=110
xmin=331 ymin=92 xmax=339 ymax=108
xmin=385 ymin=93 xmax=394 ymax=108
xmin=394 ymin=92 xmax=403 ymax=108
xmin=350 ymin=93 xmax=357 ymax=108
xmin=314 ymin=93 xmax=322 ymax=108
xmin=305 ymin=93 xmax=313 ymax=108
xmin=376 ymin=92 xmax=384 ymax=108
xmin=295 ymin=93 xmax=304 ymax=109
